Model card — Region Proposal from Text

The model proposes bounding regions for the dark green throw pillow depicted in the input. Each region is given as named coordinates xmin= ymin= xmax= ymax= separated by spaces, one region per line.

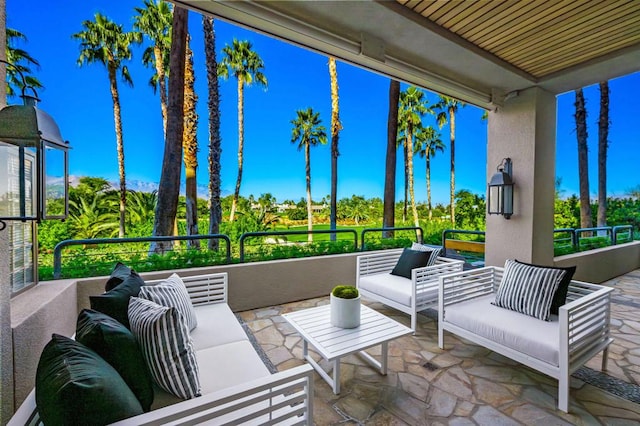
xmin=105 ymin=262 xmax=142 ymax=292
xmin=36 ymin=334 xmax=143 ymax=426
xmin=90 ymin=272 xmax=144 ymax=329
xmin=513 ymin=260 xmax=577 ymax=315
xmin=76 ymin=309 xmax=154 ymax=411
xmin=390 ymin=248 xmax=431 ymax=279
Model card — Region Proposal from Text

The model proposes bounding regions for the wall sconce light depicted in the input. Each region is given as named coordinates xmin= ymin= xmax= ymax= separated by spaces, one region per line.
xmin=0 ymin=60 xmax=70 ymax=230
xmin=487 ymin=157 xmax=514 ymax=219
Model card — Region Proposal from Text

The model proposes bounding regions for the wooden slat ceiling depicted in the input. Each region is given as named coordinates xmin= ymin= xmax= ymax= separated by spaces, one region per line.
xmin=396 ymin=0 xmax=640 ymax=79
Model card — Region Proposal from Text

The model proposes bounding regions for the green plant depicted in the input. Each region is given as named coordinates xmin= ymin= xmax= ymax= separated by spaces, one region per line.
xmin=331 ymin=285 xmax=359 ymax=299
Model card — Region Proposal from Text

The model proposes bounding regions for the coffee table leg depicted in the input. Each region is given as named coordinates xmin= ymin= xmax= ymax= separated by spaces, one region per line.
xmin=302 ymin=339 xmax=341 ymax=394
xmin=381 ymin=341 xmax=388 ymax=375
xmin=333 ymin=359 xmax=341 ymax=394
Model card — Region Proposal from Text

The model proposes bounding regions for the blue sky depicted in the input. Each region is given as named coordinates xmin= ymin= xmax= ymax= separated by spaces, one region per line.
xmin=7 ymin=0 xmax=639 ymax=204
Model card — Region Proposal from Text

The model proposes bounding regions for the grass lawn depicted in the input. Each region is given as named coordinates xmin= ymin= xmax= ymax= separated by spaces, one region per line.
xmin=274 ymin=224 xmax=368 ymax=242
xmin=273 ymin=223 xmax=421 ymax=243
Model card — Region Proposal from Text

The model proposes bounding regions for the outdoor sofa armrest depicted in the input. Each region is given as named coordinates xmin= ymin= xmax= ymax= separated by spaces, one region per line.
xmin=413 ymin=257 xmax=465 ymax=289
xmin=10 ymin=364 xmax=315 ymax=426
xmin=559 ymin=282 xmax=613 ymax=373
xmin=111 ymin=364 xmax=314 ymax=426
xmin=356 ymin=249 xmax=403 ymax=277
xmin=438 ymin=266 xmax=498 ymax=308
xmin=146 ymin=272 xmax=228 ymax=307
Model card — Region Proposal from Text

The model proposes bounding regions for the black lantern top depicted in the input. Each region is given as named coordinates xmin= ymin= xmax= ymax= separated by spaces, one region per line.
xmin=0 ymin=102 xmax=67 ymax=148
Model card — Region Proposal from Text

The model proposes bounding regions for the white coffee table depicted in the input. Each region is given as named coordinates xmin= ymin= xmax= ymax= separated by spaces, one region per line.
xmin=282 ymin=304 xmax=413 ymax=394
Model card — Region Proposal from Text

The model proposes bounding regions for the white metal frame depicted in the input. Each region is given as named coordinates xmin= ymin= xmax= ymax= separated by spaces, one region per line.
xmin=438 ymin=267 xmax=613 ymax=413
xmin=10 ymin=272 xmax=315 ymax=426
xmin=356 ymin=248 xmax=464 ymax=331
xmin=283 ymin=304 xmax=412 ymax=394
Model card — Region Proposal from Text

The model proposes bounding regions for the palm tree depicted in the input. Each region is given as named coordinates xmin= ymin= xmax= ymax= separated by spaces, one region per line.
xmin=435 ymin=95 xmax=465 ymax=226
xmin=133 ymin=0 xmax=173 ymax=133
xmin=73 ymin=13 xmax=141 ymax=238
xmin=290 ymin=108 xmax=327 ymax=243
xmin=183 ymin=35 xmax=199 ymax=249
xmin=5 ymin=28 xmax=44 ymax=99
xmin=398 ymin=86 xmax=433 ymax=228
xmin=68 ymin=193 xmax=119 ymax=240
xmin=218 ymin=39 xmax=267 ymax=222
xmin=202 ymin=16 xmax=222 ymax=250
xmin=597 ymin=81 xmax=609 ymax=228
xmin=574 ymin=88 xmax=592 ymax=229
xmin=126 ymin=190 xmax=157 ymax=226
xmin=150 ymin=6 xmax=188 ymax=254
xmin=383 ymin=80 xmax=400 ymax=237
xmin=328 ymin=57 xmax=342 ymax=241
xmin=415 ymin=125 xmax=445 ymax=221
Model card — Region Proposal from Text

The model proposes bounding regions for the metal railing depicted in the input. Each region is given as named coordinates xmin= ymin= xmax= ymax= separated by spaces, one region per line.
xmin=53 ymin=234 xmax=231 ymax=279
xmin=238 ymin=229 xmax=358 ymax=262
xmin=441 ymin=229 xmax=486 ymax=265
xmin=47 ymin=224 xmax=637 ymax=280
xmin=613 ymin=225 xmax=634 ymax=245
xmin=360 ymin=226 xmax=423 ymax=250
xmin=553 ymin=228 xmax=577 ymax=250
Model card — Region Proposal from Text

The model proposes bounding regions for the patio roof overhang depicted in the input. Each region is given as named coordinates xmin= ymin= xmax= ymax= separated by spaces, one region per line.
xmin=177 ymin=0 xmax=640 ymax=109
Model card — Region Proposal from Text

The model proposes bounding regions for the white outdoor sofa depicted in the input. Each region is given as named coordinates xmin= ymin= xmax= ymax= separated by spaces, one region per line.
xmin=356 ymin=248 xmax=464 ymax=331
xmin=438 ymin=267 xmax=613 ymax=413
xmin=9 ymin=272 xmax=314 ymax=426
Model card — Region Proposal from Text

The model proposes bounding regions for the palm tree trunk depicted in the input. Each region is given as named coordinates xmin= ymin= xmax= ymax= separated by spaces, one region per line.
xmin=597 ymin=81 xmax=609 ymax=227
xmin=403 ymin=138 xmax=408 ymax=223
xmin=407 ymin=129 xmax=419 ymax=228
xmin=329 ymin=57 xmax=341 ymax=242
xmin=230 ymin=75 xmax=245 ymax=222
xmin=154 ymin=45 xmax=168 ymax=134
xmin=383 ymin=80 xmax=400 ymax=238
xmin=449 ymin=106 xmax=456 ymax=226
xmin=183 ymin=38 xmax=199 ymax=249
xmin=203 ymin=16 xmax=222 ymax=251
xmin=575 ymin=88 xmax=592 ymax=229
xmin=305 ymin=142 xmax=313 ymax=243
xmin=150 ymin=6 xmax=188 ymax=254
xmin=108 ymin=66 xmax=126 ymax=238
xmin=426 ymin=155 xmax=432 ymax=220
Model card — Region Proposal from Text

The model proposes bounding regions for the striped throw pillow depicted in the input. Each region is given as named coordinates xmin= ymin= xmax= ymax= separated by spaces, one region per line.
xmin=411 ymin=243 xmax=441 ymax=266
xmin=494 ymin=259 xmax=567 ymax=321
xmin=128 ymin=297 xmax=201 ymax=399
xmin=139 ymin=274 xmax=198 ymax=331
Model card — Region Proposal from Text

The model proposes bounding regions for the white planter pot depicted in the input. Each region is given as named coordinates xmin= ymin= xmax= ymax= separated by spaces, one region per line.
xmin=330 ymin=293 xmax=361 ymax=328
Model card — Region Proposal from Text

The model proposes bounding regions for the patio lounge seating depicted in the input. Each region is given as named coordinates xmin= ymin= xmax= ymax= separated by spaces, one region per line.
xmin=9 ymin=272 xmax=314 ymax=425
xmin=438 ymin=266 xmax=613 ymax=413
xmin=356 ymin=248 xmax=464 ymax=331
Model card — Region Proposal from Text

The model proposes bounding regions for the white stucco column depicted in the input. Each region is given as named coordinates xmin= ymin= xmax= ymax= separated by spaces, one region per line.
xmin=485 ymin=87 xmax=557 ymax=266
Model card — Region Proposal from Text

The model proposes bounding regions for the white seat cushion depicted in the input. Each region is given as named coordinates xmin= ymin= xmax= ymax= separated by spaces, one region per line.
xmin=445 ymin=294 xmax=559 ymax=366
xmin=191 ymin=303 xmax=250 ymax=351
xmin=359 ymin=273 xmax=413 ymax=306
xmin=196 ymin=341 xmax=271 ymax=394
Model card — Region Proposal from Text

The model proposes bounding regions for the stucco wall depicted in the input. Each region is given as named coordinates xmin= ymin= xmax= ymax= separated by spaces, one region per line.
xmin=10 ymin=279 xmax=76 ymax=408
xmin=554 ymin=241 xmax=640 ymax=283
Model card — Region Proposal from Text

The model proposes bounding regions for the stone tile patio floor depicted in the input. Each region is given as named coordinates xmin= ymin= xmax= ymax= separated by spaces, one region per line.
xmin=238 ymin=270 xmax=640 ymax=425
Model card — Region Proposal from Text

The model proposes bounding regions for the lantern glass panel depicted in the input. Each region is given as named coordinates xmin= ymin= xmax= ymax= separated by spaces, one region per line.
xmin=0 ymin=141 xmax=37 ymax=219
xmin=488 ymin=185 xmax=501 ymax=214
xmin=503 ymin=185 xmax=513 ymax=216
xmin=42 ymin=142 xmax=67 ymax=218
